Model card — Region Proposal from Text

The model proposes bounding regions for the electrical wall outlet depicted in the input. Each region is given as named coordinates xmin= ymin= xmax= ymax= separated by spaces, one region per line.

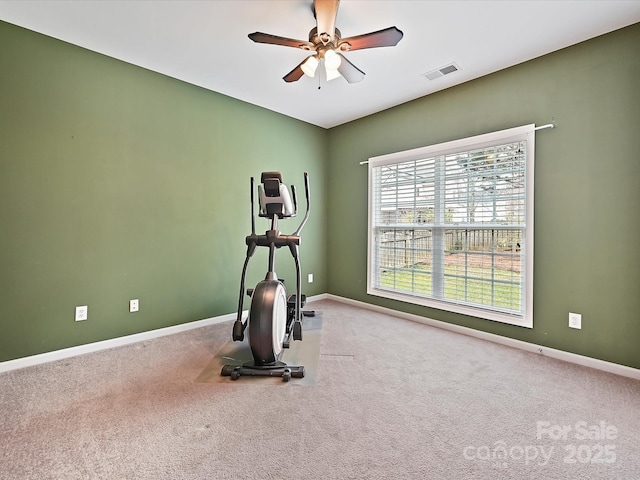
xmin=569 ymin=312 xmax=582 ymax=329
xmin=75 ymin=305 xmax=88 ymax=321
xmin=308 ymin=273 xmax=314 ymax=283
xmin=129 ymin=299 xmax=139 ymax=313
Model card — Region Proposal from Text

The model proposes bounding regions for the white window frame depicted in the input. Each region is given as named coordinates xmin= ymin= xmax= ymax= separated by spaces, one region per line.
xmin=367 ymin=125 xmax=534 ymax=328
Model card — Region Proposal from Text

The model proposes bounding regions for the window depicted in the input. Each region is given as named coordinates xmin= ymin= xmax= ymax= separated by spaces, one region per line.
xmin=368 ymin=125 xmax=534 ymax=327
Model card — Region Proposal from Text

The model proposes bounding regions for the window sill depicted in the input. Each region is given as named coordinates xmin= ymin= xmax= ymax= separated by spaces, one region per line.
xmin=367 ymin=286 xmax=533 ymax=328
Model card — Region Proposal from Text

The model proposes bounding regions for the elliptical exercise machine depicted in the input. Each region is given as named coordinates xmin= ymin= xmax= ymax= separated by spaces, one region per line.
xmin=221 ymin=171 xmax=310 ymax=382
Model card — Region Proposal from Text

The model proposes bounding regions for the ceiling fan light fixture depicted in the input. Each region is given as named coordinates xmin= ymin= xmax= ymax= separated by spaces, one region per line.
xmin=301 ymin=55 xmax=319 ymax=77
xmin=324 ymin=49 xmax=341 ymax=70
xmin=325 ymin=67 xmax=342 ymax=81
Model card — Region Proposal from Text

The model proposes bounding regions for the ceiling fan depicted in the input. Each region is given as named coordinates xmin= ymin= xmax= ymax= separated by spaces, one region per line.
xmin=248 ymin=0 xmax=403 ymax=84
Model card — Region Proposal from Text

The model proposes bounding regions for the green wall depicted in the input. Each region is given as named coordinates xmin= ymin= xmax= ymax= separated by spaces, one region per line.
xmin=2 ymin=18 xmax=639 ymax=371
xmin=327 ymin=23 xmax=640 ymax=369
xmin=0 ymin=21 xmax=328 ymax=362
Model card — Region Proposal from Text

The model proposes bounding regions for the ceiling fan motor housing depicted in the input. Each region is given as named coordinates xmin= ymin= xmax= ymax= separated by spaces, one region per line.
xmin=306 ymin=27 xmax=347 ymax=58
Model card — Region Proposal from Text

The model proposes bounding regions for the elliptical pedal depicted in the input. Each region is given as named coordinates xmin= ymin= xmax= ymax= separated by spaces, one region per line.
xmin=287 ymin=293 xmax=306 ymax=309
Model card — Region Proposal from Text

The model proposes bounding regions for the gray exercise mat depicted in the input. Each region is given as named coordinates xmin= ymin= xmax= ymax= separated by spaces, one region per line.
xmin=196 ymin=313 xmax=322 ymax=385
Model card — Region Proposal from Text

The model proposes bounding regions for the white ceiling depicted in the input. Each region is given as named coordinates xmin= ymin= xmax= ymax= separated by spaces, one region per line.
xmin=1 ymin=0 xmax=639 ymax=128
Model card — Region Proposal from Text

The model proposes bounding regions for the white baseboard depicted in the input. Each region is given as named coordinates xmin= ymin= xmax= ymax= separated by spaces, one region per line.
xmin=0 ymin=294 xmax=330 ymax=374
xmin=0 ymin=313 xmax=235 ymax=374
xmin=4 ymin=293 xmax=636 ymax=381
xmin=326 ymin=294 xmax=640 ymax=382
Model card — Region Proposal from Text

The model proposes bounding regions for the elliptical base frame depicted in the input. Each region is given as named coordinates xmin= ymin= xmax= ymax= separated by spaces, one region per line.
xmin=220 ymin=362 xmax=305 ymax=382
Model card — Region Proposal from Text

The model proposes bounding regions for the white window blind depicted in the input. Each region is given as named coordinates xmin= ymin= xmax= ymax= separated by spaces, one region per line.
xmin=368 ymin=125 xmax=534 ymax=327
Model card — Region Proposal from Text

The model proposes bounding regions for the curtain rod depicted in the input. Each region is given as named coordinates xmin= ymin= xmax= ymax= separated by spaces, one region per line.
xmin=359 ymin=122 xmax=556 ymax=165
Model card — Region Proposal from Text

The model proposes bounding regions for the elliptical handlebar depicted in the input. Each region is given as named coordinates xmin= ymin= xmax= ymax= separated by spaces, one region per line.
xmin=292 ymin=172 xmax=310 ymax=237
xmin=250 ymin=176 xmax=256 ymax=236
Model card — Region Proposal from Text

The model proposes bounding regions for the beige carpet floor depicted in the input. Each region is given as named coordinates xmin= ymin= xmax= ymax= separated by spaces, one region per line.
xmin=1 ymin=298 xmax=639 ymax=479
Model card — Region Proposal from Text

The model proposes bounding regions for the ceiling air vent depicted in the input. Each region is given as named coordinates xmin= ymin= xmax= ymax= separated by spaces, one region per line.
xmin=423 ymin=63 xmax=460 ymax=81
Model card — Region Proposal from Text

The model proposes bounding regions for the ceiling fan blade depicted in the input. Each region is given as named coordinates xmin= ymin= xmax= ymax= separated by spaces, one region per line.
xmin=283 ymin=57 xmax=310 ymax=83
xmin=338 ymin=26 xmax=403 ymax=52
xmin=337 ymin=54 xmax=365 ymax=83
xmin=313 ymin=0 xmax=340 ymax=44
xmin=248 ymin=32 xmax=313 ymax=50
